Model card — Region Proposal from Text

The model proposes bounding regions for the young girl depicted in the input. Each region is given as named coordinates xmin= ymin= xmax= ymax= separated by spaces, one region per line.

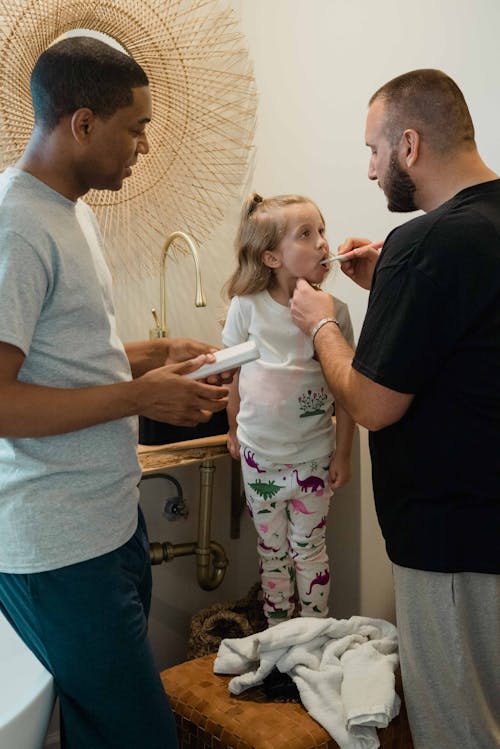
xmin=222 ymin=193 xmax=355 ymax=625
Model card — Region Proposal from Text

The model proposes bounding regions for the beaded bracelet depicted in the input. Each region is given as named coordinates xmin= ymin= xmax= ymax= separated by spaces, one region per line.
xmin=310 ymin=316 xmax=340 ymax=344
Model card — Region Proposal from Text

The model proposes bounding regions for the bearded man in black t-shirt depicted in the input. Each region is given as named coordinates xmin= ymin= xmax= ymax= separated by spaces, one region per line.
xmin=291 ymin=69 xmax=500 ymax=749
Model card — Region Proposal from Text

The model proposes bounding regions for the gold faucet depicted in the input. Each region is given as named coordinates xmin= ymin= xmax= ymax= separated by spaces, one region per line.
xmin=150 ymin=231 xmax=206 ymax=338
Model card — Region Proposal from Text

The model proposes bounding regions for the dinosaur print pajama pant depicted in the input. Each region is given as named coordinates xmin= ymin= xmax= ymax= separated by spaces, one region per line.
xmin=240 ymin=446 xmax=332 ymax=624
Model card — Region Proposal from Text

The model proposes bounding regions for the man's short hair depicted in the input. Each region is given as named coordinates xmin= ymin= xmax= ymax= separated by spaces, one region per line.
xmin=30 ymin=36 xmax=149 ymax=131
xmin=370 ymin=69 xmax=475 ymax=154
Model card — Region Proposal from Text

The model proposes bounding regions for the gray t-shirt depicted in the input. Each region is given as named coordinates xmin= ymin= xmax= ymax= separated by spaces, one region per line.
xmin=0 ymin=167 xmax=141 ymax=573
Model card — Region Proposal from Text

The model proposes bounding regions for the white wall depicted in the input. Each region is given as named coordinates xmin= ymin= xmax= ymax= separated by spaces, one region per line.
xmin=111 ymin=0 xmax=500 ymax=671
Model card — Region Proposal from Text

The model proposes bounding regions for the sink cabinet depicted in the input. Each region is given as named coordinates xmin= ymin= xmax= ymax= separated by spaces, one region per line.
xmin=139 ymin=410 xmax=229 ymax=446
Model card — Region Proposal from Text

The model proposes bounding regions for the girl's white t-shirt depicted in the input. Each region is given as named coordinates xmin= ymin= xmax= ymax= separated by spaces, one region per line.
xmin=222 ymin=290 xmax=354 ymax=463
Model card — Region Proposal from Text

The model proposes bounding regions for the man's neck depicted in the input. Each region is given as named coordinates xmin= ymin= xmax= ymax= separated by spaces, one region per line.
xmin=16 ymin=132 xmax=84 ymax=202
xmin=417 ymin=152 xmax=498 ymax=212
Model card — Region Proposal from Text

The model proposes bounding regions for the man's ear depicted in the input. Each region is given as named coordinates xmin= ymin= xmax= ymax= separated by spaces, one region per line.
xmin=71 ymin=108 xmax=95 ymax=144
xmin=400 ymin=128 xmax=421 ymax=168
xmin=262 ymin=249 xmax=281 ymax=268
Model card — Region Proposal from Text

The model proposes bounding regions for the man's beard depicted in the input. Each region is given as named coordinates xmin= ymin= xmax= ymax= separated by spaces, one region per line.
xmin=384 ymin=154 xmax=418 ymax=212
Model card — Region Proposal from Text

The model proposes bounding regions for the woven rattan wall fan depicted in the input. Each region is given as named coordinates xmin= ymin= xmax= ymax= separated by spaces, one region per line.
xmin=0 ymin=0 xmax=256 ymax=280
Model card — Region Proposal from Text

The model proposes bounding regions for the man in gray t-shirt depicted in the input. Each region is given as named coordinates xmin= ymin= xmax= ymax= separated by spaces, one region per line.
xmin=0 ymin=37 xmax=229 ymax=749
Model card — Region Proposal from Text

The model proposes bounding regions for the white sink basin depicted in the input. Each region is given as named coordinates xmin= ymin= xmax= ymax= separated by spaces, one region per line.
xmin=0 ymin=609 xmax=55 ymax=749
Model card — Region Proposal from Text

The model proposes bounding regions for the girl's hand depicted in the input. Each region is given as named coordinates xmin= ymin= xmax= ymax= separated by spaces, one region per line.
xmin=328 ymin=452 xmax=352 ymax=490
xmin=226 ymin=428 xmax=240 ymax=460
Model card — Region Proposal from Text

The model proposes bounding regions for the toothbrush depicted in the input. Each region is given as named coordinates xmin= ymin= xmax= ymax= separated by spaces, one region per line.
xmin=321 ymin=254 xmax=349 ymax=265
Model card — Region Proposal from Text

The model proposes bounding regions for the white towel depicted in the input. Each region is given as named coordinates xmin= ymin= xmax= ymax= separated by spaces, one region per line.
xmin=214 ymin=616 xmax=400 ymax=749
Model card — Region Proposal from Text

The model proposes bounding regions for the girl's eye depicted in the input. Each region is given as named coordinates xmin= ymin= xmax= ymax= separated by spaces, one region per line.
xmin=302 ymin=229 xmax=311 ymax=237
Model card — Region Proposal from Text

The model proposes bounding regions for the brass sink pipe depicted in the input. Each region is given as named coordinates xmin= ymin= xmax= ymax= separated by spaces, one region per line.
xmin=148 ymin=459 xmax=229 ymax=590
xmin=151 ymin=231 xmax=206 ymax=338
xmin=196 ymin=460 xmax=228 ymax=590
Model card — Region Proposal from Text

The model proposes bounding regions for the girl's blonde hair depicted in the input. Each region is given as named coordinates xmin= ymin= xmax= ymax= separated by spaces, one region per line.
xmin=225 ymin=192 xmax=324 ymax=299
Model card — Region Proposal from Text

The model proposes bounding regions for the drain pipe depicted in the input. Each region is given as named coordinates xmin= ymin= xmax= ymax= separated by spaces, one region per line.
xmin=142 ymin=460 xmax=229 ymax=591
xmin=196 ymin=460 xmax=228 ymax=590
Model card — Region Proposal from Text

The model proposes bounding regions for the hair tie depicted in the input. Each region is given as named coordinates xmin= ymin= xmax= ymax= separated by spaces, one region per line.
xmin=248 ymin=194 xmax=263 ymax=215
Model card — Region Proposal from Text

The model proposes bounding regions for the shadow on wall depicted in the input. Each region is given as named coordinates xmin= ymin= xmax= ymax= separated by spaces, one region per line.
xmin=327 ymin=426 xmax=361 ymax=619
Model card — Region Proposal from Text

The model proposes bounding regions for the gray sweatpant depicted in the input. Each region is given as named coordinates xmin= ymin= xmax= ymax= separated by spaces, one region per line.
xmin=393 ymin=564 xmax=500 ymax=749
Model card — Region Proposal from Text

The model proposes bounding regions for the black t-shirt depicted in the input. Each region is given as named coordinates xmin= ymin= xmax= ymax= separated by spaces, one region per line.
xmin=353 ymin=180 xmax=500 ymax=573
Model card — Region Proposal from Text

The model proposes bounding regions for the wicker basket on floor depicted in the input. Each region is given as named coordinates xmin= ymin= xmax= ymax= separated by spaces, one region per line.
xmin=187 ymin=582 xmax=267 ymax=660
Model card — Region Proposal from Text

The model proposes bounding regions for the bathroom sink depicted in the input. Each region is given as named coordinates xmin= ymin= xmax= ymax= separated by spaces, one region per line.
xmin=139 ymin=409 xmax=229 ymax=446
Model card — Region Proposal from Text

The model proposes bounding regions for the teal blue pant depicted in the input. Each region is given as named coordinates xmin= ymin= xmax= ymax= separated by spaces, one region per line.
xmin=0 ymin=509 xmax=178 ymax=749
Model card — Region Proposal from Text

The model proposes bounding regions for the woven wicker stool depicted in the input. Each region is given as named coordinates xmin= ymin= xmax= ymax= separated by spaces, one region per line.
xmin=161 ymin=654 xmax=414 ymax=749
